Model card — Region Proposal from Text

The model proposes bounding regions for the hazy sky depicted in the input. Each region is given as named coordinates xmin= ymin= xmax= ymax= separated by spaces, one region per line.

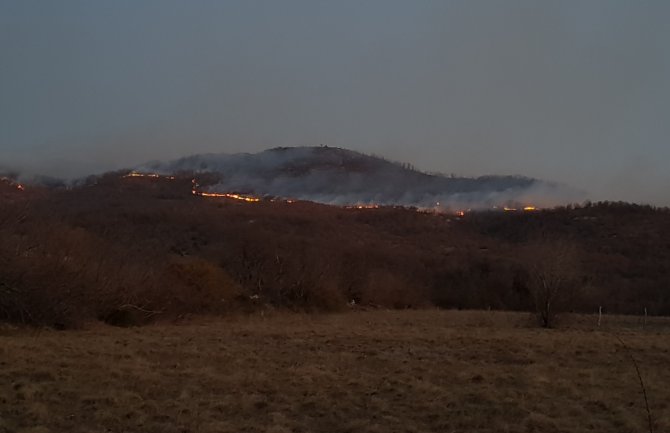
xmin=1 ymin=1 xmax=669 ymax=204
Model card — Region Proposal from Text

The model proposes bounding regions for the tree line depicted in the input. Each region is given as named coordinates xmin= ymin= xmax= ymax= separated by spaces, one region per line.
xmin=1 ymin=176 xmax=669 ymax=328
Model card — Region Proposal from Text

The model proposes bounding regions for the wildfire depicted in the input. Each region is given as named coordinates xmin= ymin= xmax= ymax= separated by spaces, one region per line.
xmin=195 ymin=191 xmax=260 ymax=202
xmin=190 ymin=179 xmax=261 ymax=202
xmin=124 ymin=172 xmax=159 ymax=178
xmin=123 ymin=172 xmax=175 ymax=180
xmin=504 ymin=206 xmax=539 ymax=212
xmin=1 ymin=177 xmax=24 ymax=191
xmin=345 ymin=204 xmax=380 ymax=210
xmin=121 ymin=173 xmax=542 ymax=213
xmin=122 ymin=173 xmax=261 ymax=203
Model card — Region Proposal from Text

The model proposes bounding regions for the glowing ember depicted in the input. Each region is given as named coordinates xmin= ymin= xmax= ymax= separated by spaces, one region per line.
xmin=345 ymin=204 xmax=380 ymax=209
xmin=124 ymin=172 xmax=159 ymax=178
xmin=1 ymin=177 xmax=24 ymax=191
xmin=207 ymin=192 xmax=261 ymax=203
xmin=503 ymin=206 xmax=539 ymax=212
xmin=195 ymin=191 xmax=260 ymax=202
xmin=123 ymin=172 xmax=176 ymax=180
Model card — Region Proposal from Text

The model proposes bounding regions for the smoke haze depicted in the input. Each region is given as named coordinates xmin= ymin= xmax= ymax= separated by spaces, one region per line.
xmin=1 ymin=1 xmax=669 ymax=205
xmin=144 ymin=147 xmax=585 ymax=210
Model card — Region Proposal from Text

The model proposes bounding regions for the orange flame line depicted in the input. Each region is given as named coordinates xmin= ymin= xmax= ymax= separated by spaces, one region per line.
xmin=193 ymin=190 xmax=260 ymax=202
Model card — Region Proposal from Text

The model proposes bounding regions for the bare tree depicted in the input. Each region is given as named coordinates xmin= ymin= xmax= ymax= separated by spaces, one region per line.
xmin=525 ymin=240 xmax=582 ymax=328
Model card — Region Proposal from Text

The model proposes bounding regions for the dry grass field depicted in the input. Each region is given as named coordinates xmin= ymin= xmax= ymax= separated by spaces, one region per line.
xmin=1 ymin=310 xmax=669 ymax=433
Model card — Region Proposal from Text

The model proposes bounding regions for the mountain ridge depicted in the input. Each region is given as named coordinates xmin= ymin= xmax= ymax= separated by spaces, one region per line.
xmin=140 ymin=146 xmax=583 ymax=209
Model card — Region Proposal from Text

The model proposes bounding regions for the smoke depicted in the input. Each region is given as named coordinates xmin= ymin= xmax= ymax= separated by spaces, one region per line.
xmin=145 ymin=147 xmax=587 ymax=210
xmin=0 ymin=162 xmax=73 ymax=189
xmin=2 ymin=3 xmax=669 ymax=204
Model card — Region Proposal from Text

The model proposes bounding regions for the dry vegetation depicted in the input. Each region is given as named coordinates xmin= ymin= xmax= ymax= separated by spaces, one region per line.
xmin=2 ymin=174 xmax=670 ymax=328
xmin=2 ymin=310 xmax=670 ymax=433
xmin=2 ymin=174 xmax=670 ymax=431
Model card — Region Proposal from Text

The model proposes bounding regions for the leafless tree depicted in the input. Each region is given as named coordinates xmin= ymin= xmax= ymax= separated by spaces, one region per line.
xmin=525 ymin=239 xmax=582 ymax=328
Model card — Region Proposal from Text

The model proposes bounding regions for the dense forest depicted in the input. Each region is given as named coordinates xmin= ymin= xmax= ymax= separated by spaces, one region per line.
xmin=1 ymin=174 xmax=669 ymax=328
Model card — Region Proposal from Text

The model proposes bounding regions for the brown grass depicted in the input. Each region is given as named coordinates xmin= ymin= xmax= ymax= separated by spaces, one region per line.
xmin=1 ymin=310 xmax=669 ymax=433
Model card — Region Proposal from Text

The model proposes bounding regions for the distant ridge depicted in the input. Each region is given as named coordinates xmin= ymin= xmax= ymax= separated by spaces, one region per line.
xmin=136 ymin=146 xmax=583 ymax=210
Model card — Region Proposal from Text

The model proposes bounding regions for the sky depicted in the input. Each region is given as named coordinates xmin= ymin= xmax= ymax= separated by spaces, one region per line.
xmin=1 ymin=1 xmax=669 ymax=204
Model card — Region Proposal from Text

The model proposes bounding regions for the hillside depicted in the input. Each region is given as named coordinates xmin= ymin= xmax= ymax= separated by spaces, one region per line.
xmin=140 ymin=146 xmax=583 ymax=209
xmin=1 ymin=173 xmax=668 ymax=328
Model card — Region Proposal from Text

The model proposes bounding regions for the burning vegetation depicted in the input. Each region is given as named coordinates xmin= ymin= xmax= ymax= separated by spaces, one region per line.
xmin=0 ymin=177 xmax=25 ymax=191
xmin=123 ymin=172 xmax=263 ymax=203
xmin=123 ymin=172 xmax=175 ymax=180
xmin=1 ymin=170 xmax=669 ymax=330
xmin=120 ymin=171 xmax=543 ymax=214
xmin=143 ymin=147 xmax=582 ymax=211
xmin=189 ymin=178 xmax=261 ymax=202
xmin=194 ymin=191 xmax=261 ymax=202
xmin=503 ymin=206 xmax=539 ymax=212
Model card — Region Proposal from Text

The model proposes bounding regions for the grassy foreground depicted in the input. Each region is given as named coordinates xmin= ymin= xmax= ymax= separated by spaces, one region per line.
xmin=1 ymin=310 xmax=669 ymax=433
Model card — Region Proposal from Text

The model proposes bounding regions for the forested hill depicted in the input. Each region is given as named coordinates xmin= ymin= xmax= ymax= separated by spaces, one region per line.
xmin=141 ymin=146 xmax=582 ymax=209
xmin=1 ymin=174 xmax=668 ymax=328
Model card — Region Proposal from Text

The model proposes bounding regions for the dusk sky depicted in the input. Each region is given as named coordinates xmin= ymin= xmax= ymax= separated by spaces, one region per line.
xmin=1 ymin=1 xmax=669 ymax=204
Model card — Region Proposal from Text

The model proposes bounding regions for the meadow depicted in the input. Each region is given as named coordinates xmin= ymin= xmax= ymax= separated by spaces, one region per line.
xmin=2 ymin=310 xmax=669 ymax=433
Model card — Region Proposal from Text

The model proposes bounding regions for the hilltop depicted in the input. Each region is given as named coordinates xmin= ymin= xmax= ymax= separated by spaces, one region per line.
xmin=140 ymin=146 xmax=582 ymax=209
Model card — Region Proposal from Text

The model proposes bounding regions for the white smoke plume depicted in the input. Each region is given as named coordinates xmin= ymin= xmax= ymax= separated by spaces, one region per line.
xmin=143 ymin=146 xmax=587 ymax=210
